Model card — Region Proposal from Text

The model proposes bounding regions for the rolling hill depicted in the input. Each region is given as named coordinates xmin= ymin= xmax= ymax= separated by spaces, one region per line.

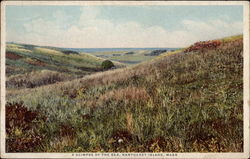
xmin=91 ymin=49 xmax=177 ymax=65
xmin=6 ymin=35 xmax=243 ymax=152
xmin=6 ymin=43 xmax=124 ymax=88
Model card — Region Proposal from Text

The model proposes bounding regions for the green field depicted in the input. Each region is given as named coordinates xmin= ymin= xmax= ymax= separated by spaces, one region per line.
xmin=91 ymin=50 xmax=167 ymax=65
xmin=6 ymin=35 xmax=243 ymax=152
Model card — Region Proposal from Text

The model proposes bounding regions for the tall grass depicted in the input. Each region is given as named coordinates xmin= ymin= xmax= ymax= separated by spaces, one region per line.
xmin=6 ymin=37 xmax=243 ymax=152
xmin=6 ymin=70 xmax=75 ymax=89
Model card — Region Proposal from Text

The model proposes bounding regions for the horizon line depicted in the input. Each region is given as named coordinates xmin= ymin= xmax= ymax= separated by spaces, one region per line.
xmin=6 ymin=41 xmax=183 ymax=49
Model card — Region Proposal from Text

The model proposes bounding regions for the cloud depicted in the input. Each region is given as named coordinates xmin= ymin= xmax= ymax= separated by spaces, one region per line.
xmin=182 ymin=19 xmax=242 ymax=41
xmin=7 ymin=7 xmax=243 ymax=48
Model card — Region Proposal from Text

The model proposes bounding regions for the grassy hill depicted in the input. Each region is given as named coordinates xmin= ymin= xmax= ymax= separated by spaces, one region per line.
xmin=6 ymin=43 xmax=124 ymax=88
xmin=91 ymin=49 xmax=174 ymax=65
xmin=97 ymin=50 xmax=153 ymax=64
xmin=6 ymin=35 xmax=243 ymax=152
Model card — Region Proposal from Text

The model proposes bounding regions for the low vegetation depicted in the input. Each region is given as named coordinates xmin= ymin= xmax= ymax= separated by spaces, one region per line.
xmin=92 ymin=50 xmax=164 ymax=65
xmin=101 ymin=60 xmax=115 ymax=70
xmin=6 ymin=43 xmax=124 ymax=77
xmin=184 ymin=40 xmax=221 ymax=53
xmin=61 ymin=50 xmax=79 ymax=55
xmin=6 ymin=70 xmax=74 ymax=89
xmin=6 ymin=102 xmax=47 ymax=152
xmin=145 ymin=49 xmax=167 ymax=56
xmin=6 ymin=43 xmax=125 ymax=89
xmin=6 ymin=35 xmax=243 ymax=152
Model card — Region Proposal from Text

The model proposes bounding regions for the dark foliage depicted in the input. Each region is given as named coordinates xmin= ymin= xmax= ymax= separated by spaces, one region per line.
xmin=112 ymin=54 xmax=121 ymax=56
xmin=6 ymin=102 xmax=47 ymax=152
xmin=125 ymin=52 xmax=134 ymax=55
xmin=145 ymin=50 xmax=167 ymax=56
xmin=101 ymin=60 xmax=115 ymax=70
xmin=22 ymin=44 xmax=36 ymax=50
xmin=61 ymin=50 xmax=79 ymax=55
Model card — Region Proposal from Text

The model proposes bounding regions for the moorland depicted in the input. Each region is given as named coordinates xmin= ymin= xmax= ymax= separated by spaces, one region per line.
xmin=5 ymin=35 xmax=243 ymax=152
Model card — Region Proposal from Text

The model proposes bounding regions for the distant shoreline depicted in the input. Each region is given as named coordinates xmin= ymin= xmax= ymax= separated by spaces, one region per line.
xmin=61 ymin=47 xmax=181 ymax=53
xmin=6 ymin=42 xmax=181 ymax=53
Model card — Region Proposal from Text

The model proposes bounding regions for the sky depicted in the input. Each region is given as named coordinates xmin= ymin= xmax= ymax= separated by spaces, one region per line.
xmin=6 ymin=5 xmax=243 ymax=48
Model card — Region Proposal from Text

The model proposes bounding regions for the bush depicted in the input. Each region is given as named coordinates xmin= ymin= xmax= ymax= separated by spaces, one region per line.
xmin=6 ymin=102 xmax=47 ymax=152
xmin=145 ymin=49 xmax=167 ymax=56
xmin=101 ymin=60 xmax=114 ymax=70
xmin=184 ymin=40 xmax=221 ymax=53
xmin=61 ymin=50 xmax=79 ymax=55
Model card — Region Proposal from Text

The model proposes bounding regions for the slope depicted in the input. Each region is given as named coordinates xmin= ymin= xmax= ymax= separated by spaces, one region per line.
xmin=6 ymin=35 xmax=243 ymax=152
xmin=6 ymin=43 xmax=124 ymax=88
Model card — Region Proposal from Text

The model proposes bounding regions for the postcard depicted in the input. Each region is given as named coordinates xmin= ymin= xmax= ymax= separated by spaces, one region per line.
xmin=1 ymin=1 xmax=249 ymax=158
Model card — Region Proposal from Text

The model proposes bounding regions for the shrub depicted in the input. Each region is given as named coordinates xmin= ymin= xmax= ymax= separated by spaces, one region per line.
xmin=125 ymin=52 xmax=134 ymax=55
xmin=184 ymin=40 xmax=221 ymax=53
xmin=101 ymin=60 xmax=114 ymax=70
xmin=6 ymin=51 xmax=23 ymax=60
xmin=145 ymin=49 xmax=167 ymax=56
xmin=6 ymin=102 xmax=47 ymax=152
xmin=61 ymin=50 xmax=79 ymax=55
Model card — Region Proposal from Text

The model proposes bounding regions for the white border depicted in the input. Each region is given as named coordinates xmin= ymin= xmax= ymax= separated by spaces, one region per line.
xmin=1 ymin=1 xmax=249 ymax=159
xmin=0 ymin=1 xmax=6 ymax=158
xmin=0 ymin=1 xmax=249 ymax=5
xmin=243 ymin=1 xmax=250 ymax=157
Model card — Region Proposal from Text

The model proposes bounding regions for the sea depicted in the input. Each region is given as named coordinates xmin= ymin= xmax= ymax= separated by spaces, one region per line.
xmin=61 ymin=48 xmax=180 ymax=53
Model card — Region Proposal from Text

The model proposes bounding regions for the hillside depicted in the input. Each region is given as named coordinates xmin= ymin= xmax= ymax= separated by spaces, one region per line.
xmin=92 ymin=50 xmax=153 ymax=65
xmin=6 ymin=35 xmax=243 ymax=152
xmin=91 ymin=49 xmax=177 ymax=65
xmin=6 ymin=43 xmax=124 ymax=88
